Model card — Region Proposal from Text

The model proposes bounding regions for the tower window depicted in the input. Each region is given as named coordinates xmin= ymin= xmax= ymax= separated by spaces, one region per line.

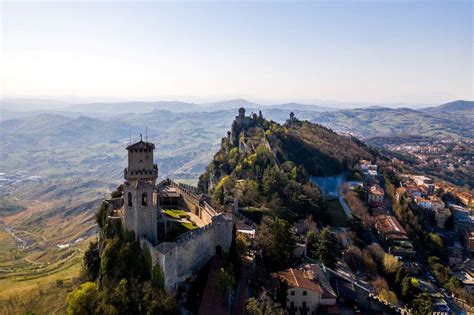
xmin=142 ymin=192 xmax=147 ymax=206
xmin=128 ymin=192 xmax=132 ymax=207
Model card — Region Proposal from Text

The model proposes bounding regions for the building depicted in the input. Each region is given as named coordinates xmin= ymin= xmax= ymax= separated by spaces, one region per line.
xmin=286 ymin=112 xmax=299 ymax=128
xmin=107 ymin=139 xmax=233 ymax=291
xmin=272 ymin=264 xmax=336 ymax=314
xmin=453 ymin=260 xmax=474 ymax=295
xmin=450 ymin=204 xmax=474 ymax=233
xmin=435 ymin=207 xmax=451 ymax=229
xmin=467 ymin=231 xmax=474 ymax=254
xmin=230 ymin=107 xmax=261 ymax=146
xmin=374 ymin=214 xmax=415 ymax=257
xmin=414 ymin=196 xmax=432 ymax=210
xmin=428 ymin=195 xmax=445 ymax=212
xmin=456 ymin=191 xmax=474 ymax=208
xmin=368 ymin=185 xmax=384 ymax=204
xmin=448 ymin=244 xmax=463 ymax=268
xmin=411 ymin=175 xmax=432 ymax=187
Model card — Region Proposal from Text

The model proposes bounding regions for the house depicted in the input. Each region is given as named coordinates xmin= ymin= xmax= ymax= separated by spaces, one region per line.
xmin=456 ymin=191 xmax=473 ymax=208
xmin=404 ymin=184 xmax=422 ymax=198
xmin=450 ymin=204 xmax=474 ymax=233
xmin=293 ymin=243 xmax=307 ymax=258
xmin=467 ymin=231 xmax=474 ymax=254
xmin=428 ymin=195 xmax=445 ymax=212
xmin=374 ymin=214 xmax=415 ymax=257
xmin=435 ymin=208 xmax=451 ymax=229
xmin=453 ymin=260 xmax=474 ymax=295
xmin=271 ymin=265 xmax=336 ymax=314
xmin=414 ymin=196 xmax=432 ymax=210
xmin=368 ymin=185 xmax=384 ymax=204
xmin=411 ymin=175 xmax=432 ymax=187
xmin=236 ymin=221 xmax=256 ymax=239
xmin=448 ymin=244 xmax=463 ymax=268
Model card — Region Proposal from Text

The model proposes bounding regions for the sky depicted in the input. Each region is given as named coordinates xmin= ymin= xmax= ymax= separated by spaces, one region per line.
xmin=1 ymin=0 xmax=473 ymax=106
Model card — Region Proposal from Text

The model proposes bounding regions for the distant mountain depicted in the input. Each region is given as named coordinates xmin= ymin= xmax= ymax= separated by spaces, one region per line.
xmin=308 ymin=105 xmax=474 ymax=140
xmin=267 ymin=103 xmax=336 ymax=112
xmin=201 ymin=98 xmax=258 ymax=110
xmin=422 ymin=100 xmax=474 ymax=112
xmin=69 ymin=101 xmax=199 ymax=114
xmin=0 ymin=114 xmax=141 ymax=150
xmin=67 ymin=98 xmax=340 ymax=115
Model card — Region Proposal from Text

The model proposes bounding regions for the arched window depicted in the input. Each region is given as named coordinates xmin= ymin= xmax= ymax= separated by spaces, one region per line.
xmin=142 ymin=192 xmax=147 ymax=206
xmin=127 ymin=192 xmax=132 ymax=207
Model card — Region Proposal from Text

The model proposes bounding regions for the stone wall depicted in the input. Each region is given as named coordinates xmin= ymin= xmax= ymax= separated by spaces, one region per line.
xmin=143 ymin=212 xmax=233 ymax=291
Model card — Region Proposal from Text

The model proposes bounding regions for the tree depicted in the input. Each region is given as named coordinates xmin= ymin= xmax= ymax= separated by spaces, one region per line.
xmin=236 ymin=234 xmax=249 ymax=258
xmin=313 ymin=227 xmax=339 ymax=268
xmin=344 ymin=246 xmax=363 ymax=271
xmin=245 ymin=292 xmax=285 ymax=315
xmin=412 ymin=292 xmax=433 ymax=315
xmin=256 ymin=217 xmax=295 ymax=271
xmin=217 ymin=267 xmax=235 ymax=300
xmin=400 ymin=277 xmax=420 ymax=305
xmin=83 ymin=241 xmax=100 ymax=281
xmin=379 ymin=289 xmax=398 ymax=305
xmin=371 ymin=276 xmax=389 ymax=294
xmin=66 ymin=282 xmax=99 ymax=315
xmin=241 ymin=180 xmax=261 ymax=205
xmin=383 ymin=254 xmax=402 ymax=274
xmin=344 ymin=190 xmax=371 ymax=226
xmin=394 ymin=267 xmax=408 ymax=292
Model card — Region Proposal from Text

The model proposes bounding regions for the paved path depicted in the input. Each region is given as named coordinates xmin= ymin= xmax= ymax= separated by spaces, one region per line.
xmin=198 ymin=256 xmax=230 ymax=315
xmin=338 ymin=190 xmax=351 ymax=217
xmin=234 ymin=259 xmax=251 ymax=315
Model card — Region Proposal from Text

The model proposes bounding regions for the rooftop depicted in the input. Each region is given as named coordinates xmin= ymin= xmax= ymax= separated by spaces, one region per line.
xmin=273 ymin=268 xmax=322 ymax=293
xmin=126 ymin=140 xmax=155 ymax=150
xmin=369 ymin=185 xmax=384 ymax=196
xmin=374 ymin=214 xmax=407 ymax=235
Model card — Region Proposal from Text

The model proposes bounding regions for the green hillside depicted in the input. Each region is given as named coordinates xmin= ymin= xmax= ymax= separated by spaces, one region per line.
xmin=198 ymin=114 xmax=374 ymax=222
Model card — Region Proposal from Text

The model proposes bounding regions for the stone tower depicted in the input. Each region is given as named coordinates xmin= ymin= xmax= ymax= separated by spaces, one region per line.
xmin=123 ymin=138 xmax=158 ymax=244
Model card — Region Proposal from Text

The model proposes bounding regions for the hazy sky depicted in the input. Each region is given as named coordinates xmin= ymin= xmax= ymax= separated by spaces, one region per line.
xmin=1 ymin=1 xmax=472 ymax=105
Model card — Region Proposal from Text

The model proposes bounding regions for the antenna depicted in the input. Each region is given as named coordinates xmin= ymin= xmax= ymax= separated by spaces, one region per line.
xmin=129 ymin=131 xmax=131 ymax=145
xmin=145 ymin=126 xmax=148 ymax=143
xmin=140 ymin=133 xmax=142 ymax=141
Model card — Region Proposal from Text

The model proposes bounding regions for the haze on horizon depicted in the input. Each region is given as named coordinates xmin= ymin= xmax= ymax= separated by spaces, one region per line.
xmin=1 ymin=1 xmax=472 ymax=107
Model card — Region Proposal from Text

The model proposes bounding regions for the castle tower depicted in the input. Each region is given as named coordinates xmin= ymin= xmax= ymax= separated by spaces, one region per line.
xmin=123 ymin=138 xmax=158 ymax=244
xmin=238 ymin=107 xmax=245 ymax=118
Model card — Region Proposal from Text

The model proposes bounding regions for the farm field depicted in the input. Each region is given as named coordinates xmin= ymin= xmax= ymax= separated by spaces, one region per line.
xmin=0 ymin=198 xmax=97 ymax=315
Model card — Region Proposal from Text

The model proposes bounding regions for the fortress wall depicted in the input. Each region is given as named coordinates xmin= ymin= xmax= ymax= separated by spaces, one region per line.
xmin=150 ymin=214 xmax=233 ymax=291
xmin=200 ymin=202 xmax=215 ymax=224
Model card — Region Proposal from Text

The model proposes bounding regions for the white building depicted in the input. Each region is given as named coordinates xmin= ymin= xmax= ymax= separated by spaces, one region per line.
xmin=272 ymin=264 xmax=336 ymax=314
xmin=368 ymin=185 xmax=384 ymax=204
xmin=435 ymin=208 xmax=451 ymax=229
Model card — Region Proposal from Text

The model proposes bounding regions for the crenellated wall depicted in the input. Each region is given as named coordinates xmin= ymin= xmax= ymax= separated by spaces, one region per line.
xmin=141 ymin=212 xmax=233 ymax=291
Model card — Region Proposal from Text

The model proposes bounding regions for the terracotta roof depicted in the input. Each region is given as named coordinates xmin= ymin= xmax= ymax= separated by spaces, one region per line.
xmin=374 ymin=214 xmax=407 ymax=236
xmin=396 ymin=187 xmax=406 ymax=194
xmin=126 ymin=140 xmax=155 ymax=150
xmin=273 ymin=268 xmax=322 ymax=293
xmin=369 ymin=185 xmax=384 ymax=196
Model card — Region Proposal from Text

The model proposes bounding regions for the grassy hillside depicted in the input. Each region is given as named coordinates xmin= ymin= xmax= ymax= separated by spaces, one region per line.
xmin=0 ymin=191 xmax=100 ymax=315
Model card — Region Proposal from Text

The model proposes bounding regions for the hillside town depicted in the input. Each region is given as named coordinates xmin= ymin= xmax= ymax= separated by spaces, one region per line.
xmin=382 ymin=138 xmax=474 ymax=189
